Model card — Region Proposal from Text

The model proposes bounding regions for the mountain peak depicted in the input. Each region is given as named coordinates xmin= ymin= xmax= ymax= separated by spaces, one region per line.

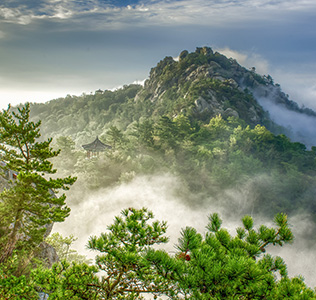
xmin=134 ymin=47 xmax=316 ymax=147
xmin=28 ymin=46 xmax=316 ymax=147
xmin=140 ymin=47 xmax=267 ymax=125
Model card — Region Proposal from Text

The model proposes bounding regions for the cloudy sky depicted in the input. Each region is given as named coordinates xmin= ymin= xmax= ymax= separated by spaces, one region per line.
xmin=1 ymin=0 xmax=316 ymax=110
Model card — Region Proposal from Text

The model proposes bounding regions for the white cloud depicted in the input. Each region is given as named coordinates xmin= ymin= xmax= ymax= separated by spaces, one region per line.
xmin=274 ymin=0 xmax=316 ymax=11
xmin=0 ymin=90 xmax=69 ymax=110
xmin=271 ymin=69 xmax=316 ymax=110
xmin=51 ymin=5 xmax=73 ymax=19
xmin=0 ymin=7 xmax=33 ymax=25
xmin=0 ymin=1 xmax=77 ymax=25
xmin=132 ymin=78 xmax=147 ymax=86
xmin=257 ymin=95 xmax=316 ymax=147
xmin=129 ymin=0 xmax=316 ymax=26
xmin=2 ymin=0 xmax=316 ymax=28
xmin=216 ymin=47 xmax=270 ymax=75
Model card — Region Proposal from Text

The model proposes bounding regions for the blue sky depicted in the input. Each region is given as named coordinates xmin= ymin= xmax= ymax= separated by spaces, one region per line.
xmin=1 ymin=0 xmax=316 ymax=110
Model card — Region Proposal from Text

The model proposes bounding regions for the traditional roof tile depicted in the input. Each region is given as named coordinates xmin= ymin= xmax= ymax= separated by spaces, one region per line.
xmin=82 ymin=137 xmax=111 ymax=152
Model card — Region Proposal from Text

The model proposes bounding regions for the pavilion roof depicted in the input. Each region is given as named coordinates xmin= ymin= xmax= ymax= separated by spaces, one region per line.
xmin=82 ymin=137 xmax=111 ymax=152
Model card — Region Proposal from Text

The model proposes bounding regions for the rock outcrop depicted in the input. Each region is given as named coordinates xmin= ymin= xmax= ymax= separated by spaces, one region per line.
xmin=35 ymin=241 xmax=59 ymax=268
xmin=137 ymin=47 xmax=267 ymax=126
xmin=134 ymin=46 xmax=316 ymax=143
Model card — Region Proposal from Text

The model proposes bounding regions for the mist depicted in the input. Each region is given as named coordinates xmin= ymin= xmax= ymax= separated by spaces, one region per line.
xmin=258 ymin=96 xmax=316 ymax=148
xmin=53 ymin=173 xmax=316 ymax=288
xmin=248 ymin=81 xmax=316 ymax=148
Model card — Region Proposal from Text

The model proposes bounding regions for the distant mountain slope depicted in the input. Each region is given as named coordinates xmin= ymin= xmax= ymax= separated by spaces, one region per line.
xmin=24 ymin=47 xmax=316 ymax=224
xmin=29 ymin=47 xmax=316 ymax=147
xmin=136 ymin=47 xmax=316 ymax=146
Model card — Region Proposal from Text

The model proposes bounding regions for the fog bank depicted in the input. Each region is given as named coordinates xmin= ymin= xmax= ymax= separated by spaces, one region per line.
xmin=53 ymin=173 xmax=316 ymax=287
xmin=258 ymin=96 xmax=316 ymax=148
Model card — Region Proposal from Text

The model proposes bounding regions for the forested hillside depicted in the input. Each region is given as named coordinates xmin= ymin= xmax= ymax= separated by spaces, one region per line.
xmin=27 ymin=47 xmax=316 ymax=221
xmin=29 ymin=47 xmax=316 ymax=145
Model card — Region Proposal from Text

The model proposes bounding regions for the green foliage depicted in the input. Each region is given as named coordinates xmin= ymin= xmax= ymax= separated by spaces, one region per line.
xmin=32 ymin=260 xmax=99 ymax=299
xmin=242 ymin=215 xmax=254 ymax=231
xmin=106 ymin=126 xmax=127 ymax=150
xmin=176 ymin=227 xmax=202 ymax=253
xmin=46 ymin=110 xmax=316 ymax=220
xmin=145 ymin=211 xmax=312 ymax=299
xmin=2 ymin=208 xmax=316 ymax=299
xmin=83 ymin=208 xmax=314 ymax=299
xmin=87 ymin=207 xmax=169 ymax=299
xmin=0 ymin=266 xmax=37 ymax=299
xmin=51 ymin=136 xmax=83 ymax=175
xmin=207 ymin=213 xmax=222 ymax=232
xmin=55 ymin=136 xmax=75 ymax=152
xmin=0 ymin=103 xmax=76 ymax=270
xmin=132 ymin=119 xmax=155 ymax=149
xmin=46 ymin=232 xmax=91 ymax=264
xmin=33 ymin=99 xmax=316 ymax=227
xmin=155 ymin=116 xmax=180 ymax=150
xmin=23 ymin=48 xmax=316 ymax=223
xmin=3 ymin=49 xmax=316 ymax=297
xmin=29 ymin=85 xmax=143 ymax=142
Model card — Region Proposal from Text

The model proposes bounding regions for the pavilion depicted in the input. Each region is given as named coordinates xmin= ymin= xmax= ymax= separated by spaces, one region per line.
xmin=82 ymin=137 xmax=112 ymax=158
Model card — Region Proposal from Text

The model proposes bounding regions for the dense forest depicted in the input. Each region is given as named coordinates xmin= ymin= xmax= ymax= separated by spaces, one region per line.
xmin=1 ymin=48 xmax=316 ymax=298
xmin=28 ymin=47 xmax=316 ymax=221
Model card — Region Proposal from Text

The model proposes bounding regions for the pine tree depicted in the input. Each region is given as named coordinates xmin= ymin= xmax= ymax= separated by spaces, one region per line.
xmin=0 ymin=103 xmax=76 ymax=268
xmin=29 ymin=208 xmax=316 ymax=299
xmin=87 ymin=207 xmax=169 ymax=299
xmin=107 ymin=126 xmax=126 ymax=150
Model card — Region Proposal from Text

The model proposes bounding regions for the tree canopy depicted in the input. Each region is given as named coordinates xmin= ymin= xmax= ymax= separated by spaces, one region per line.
xmin=0 ymin=103 xmax=76 ymax=273
xmin=3 ymin=208 xmax=315 ymax=299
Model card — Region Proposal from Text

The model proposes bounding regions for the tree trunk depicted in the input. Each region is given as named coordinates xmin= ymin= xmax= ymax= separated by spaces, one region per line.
xmin=0 ymin=236 xmax=17 ymax=263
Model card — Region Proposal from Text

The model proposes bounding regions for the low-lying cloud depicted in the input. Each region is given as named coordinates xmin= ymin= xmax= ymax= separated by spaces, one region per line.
xmin=272 ymin=70 xmax=316 ymax=111
xmin=258 ymin=96 xmax=316 ymax=148
xmin=53 ymin=173 xmax=316 ymax=287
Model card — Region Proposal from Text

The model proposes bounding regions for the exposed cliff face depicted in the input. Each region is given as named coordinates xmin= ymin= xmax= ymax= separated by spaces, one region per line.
xmin=35 ymin=241 xmax=59 ymax=268
xmin=135 ymin=47 xmax=268 ymax=126
xmin=136 ymin=47 xmax=316 ymax=143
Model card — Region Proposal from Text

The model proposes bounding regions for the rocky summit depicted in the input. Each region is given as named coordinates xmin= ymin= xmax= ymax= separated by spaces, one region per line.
xmin=131 ymin=47 xmax=316 ymax=146
xmin=28 ymin=47 xmax=316 ymax=147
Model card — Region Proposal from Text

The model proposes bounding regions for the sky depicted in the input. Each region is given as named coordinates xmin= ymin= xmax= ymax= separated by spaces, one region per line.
xmin=0 ymin=0 xmax=316 ymax=110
